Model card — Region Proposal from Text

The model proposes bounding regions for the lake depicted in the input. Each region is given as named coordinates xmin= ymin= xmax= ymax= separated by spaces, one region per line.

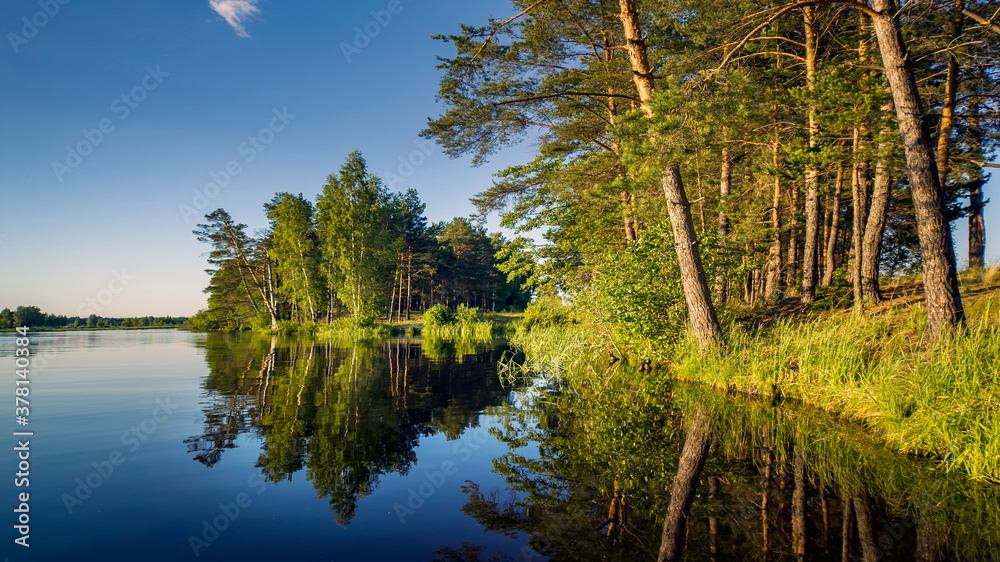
xmin=1 ymin=329 xmax=998 ymax=561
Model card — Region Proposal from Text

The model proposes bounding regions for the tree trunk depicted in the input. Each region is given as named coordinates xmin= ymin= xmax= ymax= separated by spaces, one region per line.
xmin=870 ymin=0 xmax=965 ymax=335
xmin=406 ymin=249 xmax=413 ymax=320
xmin=860 ymin=124 xmax=894 ymax=307
xmin=765 ymin=137 xmax=784 ymax=300
xmin=935 ymin=0 xmax=964 ymax=190
xmin=801 ymin=6 xmax=821 ymax=304
xmin=850 ymin=127 xmax=870 ymax=312
xmin=664 ymin=168 xmax=724 ymax=347
xmin=822 ymin=162 xmax=845 ymax=286
xmin=657 ymin=408 xmax=712 ymax=562
xmin=618 ymin=0 xmax=654 ymax=116
xmin=969 ymin=96 xmax=987 ymax=269
xmin=716 ymin=148 xmax=733 ymax=304
xmin=786 ymin=181 xmax=800 ymax=292
xmin=623 ymin=190 xmax=638 ymax=241
xmin=619 ymin=0 xmax=723 ymax=349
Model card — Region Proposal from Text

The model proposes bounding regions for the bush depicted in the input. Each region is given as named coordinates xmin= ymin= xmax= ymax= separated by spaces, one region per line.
xmin=521 ymin=297 xmax=573 ymax=329
xmin=423 ymin=304 xmax=454 ymax=327
xmin=455 ymin=304 xmax=482 ymax=324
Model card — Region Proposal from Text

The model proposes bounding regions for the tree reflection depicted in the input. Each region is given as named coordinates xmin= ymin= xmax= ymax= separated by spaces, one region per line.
xmin=187 ymin=333 xmax=510 ymax=526
xmin=453 ymin=372 xmax=1000 ymax=561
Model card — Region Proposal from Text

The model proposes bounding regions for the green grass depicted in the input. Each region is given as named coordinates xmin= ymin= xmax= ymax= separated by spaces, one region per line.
xmin=422 ymin=320 xmax=504 ymax=340
xmin=673 ymin=291 xmax=1000 ymax=482
xmin=316 ymin=318 xmax=390 ymax=339
xmin=508 ymin=272 xmax=1000 ymax=482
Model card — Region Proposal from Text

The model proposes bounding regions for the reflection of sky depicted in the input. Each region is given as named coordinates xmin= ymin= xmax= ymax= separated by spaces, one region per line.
xmin=0 ymin=329 xmax=533 ymax=560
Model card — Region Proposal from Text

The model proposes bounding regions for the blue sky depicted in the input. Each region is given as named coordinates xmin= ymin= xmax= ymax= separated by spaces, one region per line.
xmin=0 ymin=0 xmax=534 ymax=316
xmin=0 ymin=0 xmax=997 ymax=317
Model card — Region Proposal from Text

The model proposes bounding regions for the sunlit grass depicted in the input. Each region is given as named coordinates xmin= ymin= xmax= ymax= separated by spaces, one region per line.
xmin=673 ymin=291 xmax=1000 ymax=482
xmin=509 ymin=282 xmax=1000 ymax=482
xmin=316 ymin=318 xmax=390 ymax=339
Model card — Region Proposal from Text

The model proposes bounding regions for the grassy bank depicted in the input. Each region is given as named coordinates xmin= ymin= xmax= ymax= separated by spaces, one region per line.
xmin=509 ymin=270 xmax=1000 ymax=482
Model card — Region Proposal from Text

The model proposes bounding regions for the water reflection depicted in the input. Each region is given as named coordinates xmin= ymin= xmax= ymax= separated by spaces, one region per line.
xmin=457 ymin=375 xmax=1000 ymax=561
xmin=186 ymin=333 xmax=510 ymax=526
xmin=186 ymin=334 xmax=1000 ymax=560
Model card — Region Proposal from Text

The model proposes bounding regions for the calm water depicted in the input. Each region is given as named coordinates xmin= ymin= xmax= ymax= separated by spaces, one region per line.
xmin=1 ymin=329 xmax=998 ymax=561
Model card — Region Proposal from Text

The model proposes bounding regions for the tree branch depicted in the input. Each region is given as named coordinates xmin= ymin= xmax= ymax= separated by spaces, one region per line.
xmin=471 ymin=0 xmax=551 ymax=63
xmin=714 ymin=0 xmax=877 ymax=72
xmin=962 ymin=7 xmax=1000 ymax=34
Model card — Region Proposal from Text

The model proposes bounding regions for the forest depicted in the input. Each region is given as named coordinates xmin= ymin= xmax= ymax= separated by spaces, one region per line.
xmin=191 ymin=1 xmax=999 ymax=345
xmin=189 ymin=151 xmax=530 ymax=332
xmin=419 ymin=0 xmax=998 ymax=350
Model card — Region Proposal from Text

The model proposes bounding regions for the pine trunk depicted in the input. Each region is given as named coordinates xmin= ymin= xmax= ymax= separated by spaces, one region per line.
xmin=619 ymin=0 xmax=722 ymax=349
xmin=715 ymin=149 xmax=732 ymax=304
xmin=822 ymin=162 xmax=844 ymax=286
xmin=765 ymin=138 xmax=784 ymax=300
xmin=801 ymin=6 xmax=821 ymax=304
xmin=860 ymin=127 xmax=894 ymax=307
xmin=935 ymin=0 xmax=964 ymax=189
xmin=870 ymin=0 xmax=965 ymax=335
xmin=850 ymin=127 xmax=870 ymax=312
xmin=969 ymin=97 xmax=986 ymax=269
xmin=786 ymin=181 xmax=800 ymax=292
xmin=664 ymin=168 xmax=724 ymax=347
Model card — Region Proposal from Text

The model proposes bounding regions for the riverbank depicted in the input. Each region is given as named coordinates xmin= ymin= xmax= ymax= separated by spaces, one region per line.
xmin=509 ymin=268 xmax=1000 ymax=482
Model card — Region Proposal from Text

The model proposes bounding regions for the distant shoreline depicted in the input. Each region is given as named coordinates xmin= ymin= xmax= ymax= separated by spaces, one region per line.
xmin=0 ymin=326 xmax=185 ymax=333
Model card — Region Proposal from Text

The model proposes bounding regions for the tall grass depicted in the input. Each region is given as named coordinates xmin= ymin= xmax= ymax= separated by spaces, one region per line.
xmin=421 ymin=320 xmax=506 ymax=340
xmin=316 ymin=318 xmax=390 ymax=340
xmin=673 ymin=295 xmax=1000 ymax=482
xmin=504 ymin=322 xmax=613 ymax=380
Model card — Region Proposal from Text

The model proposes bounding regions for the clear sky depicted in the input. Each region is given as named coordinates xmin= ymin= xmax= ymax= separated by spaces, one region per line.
xmin=0 ymin=0 xmax=997 ymax=317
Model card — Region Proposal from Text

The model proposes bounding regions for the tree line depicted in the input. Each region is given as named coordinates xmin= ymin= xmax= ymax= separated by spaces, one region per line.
xmin=425 ymin=0 xmax=998 ymax=348
xmin=191 ymin=151 xmax=530 ymax=331
xmin=0 ymin=306 xmax=186 ymax=330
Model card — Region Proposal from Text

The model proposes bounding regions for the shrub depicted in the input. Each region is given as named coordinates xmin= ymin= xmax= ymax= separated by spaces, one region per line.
xmin=455 ymin=304 xmax=482 ymax=324
xmin=423 ymin=304 xmax=454 ymax=327
xmin=521 ymin=297 xmax=573 ymax=329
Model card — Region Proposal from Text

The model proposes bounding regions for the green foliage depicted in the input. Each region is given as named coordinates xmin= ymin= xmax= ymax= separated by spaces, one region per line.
xmin=0 ymin=306 xmax=185 ymax=331
xmin=454 ymin=304 xmax=481 ymax=324
xmin=583 ymin=223 xmax=685 ymax=352
xmin=316 ymin=151 xmax=402 ymax=323
xmin=422 ymin=304 xmax=454 ymax=327
xmin=519 ymin=297 xmax=573 ymax=329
